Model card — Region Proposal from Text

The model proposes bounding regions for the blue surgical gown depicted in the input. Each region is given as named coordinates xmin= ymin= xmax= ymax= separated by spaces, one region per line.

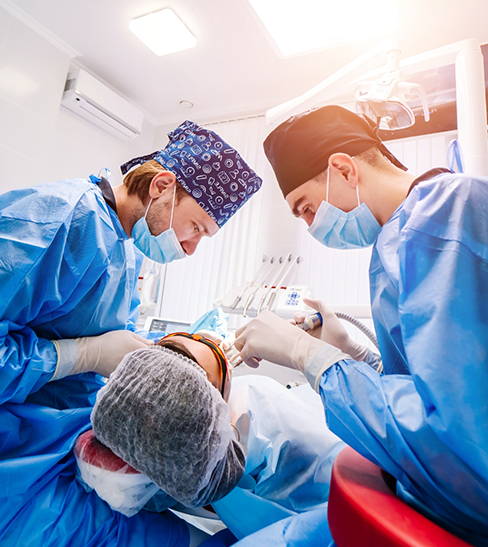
xmin=212 ymin=376 xmax=345 ymax=539
xmin=319 ymin=172 xmax=488 ymax=546
xmin=0 ymin=178 xmax=190 ymax=546
xmin=234 ymin=172 xmax=488 ymax=547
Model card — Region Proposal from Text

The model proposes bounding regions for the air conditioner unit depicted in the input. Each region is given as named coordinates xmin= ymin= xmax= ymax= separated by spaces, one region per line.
xmin=62 ymin=68 xmax=144 ymax=140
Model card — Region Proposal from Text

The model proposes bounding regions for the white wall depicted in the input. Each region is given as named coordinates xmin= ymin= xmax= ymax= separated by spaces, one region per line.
xmin=0 ymin=6 xmax=156 ymax=193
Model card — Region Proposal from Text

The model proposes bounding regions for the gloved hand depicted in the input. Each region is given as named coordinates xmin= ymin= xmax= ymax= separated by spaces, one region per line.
xmin=235 ymin=311 xmax=327 ymax=373
xmin=294 ymin=298 xmax=368 ymax=362
xmin=52 ymin=331 xmax=154 ymax=380
xmin=221 ymin=332 xmax=243 ymax=368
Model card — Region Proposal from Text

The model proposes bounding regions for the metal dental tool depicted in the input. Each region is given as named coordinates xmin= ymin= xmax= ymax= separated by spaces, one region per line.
xmin=264 ymin=256 xmax=300 ymax=312
xmin=256 ymin=254 xmax=292 ymax=315
xmin=231 ymin=256 xmax=274 ymax=311
xmin=243 ymin=256 xmax=282 ymax=317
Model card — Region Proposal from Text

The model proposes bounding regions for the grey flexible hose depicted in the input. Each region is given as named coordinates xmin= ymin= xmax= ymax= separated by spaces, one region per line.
xmin=334 ymin=312 xmax=379 ymax=350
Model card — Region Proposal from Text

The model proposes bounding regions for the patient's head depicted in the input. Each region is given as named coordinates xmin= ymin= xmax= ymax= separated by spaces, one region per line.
xmin=91 ymin=346 xmax=244 ymax=508
xmin=156 ymin=332 xmax=232 ymax=401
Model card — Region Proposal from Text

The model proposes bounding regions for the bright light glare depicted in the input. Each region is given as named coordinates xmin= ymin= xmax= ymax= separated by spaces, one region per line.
xmin=129 ymin=9 xmax=196 ymax=56
xmin=248 ymin=0 xmax=399 ymax=57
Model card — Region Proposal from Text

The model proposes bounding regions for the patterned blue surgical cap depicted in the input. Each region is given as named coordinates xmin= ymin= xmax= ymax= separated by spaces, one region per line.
xmin=120 ymin=120 xmax=263 ymax=228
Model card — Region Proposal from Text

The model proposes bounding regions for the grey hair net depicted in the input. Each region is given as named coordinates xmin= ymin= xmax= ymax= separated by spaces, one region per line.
xmin=91 ymin=346 xmax=245 ymax=507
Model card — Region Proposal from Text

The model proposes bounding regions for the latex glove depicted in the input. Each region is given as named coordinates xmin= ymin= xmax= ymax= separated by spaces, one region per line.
xmin=235 ymin=310 xmax=328 ymax=373
xmin=221 ymin=332 xmax=243 ymax=368
xmin=52 ymin=331 xmax=153 ymax=380
xmin=294 ymin=298 xmax=368 ymax=362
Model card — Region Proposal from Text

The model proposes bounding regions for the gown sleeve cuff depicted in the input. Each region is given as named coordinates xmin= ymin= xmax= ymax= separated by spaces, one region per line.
xmin=51 ymin=339 xmax=78 ymax=381
xmin=305 ymin=344 xmax=351 ymax=393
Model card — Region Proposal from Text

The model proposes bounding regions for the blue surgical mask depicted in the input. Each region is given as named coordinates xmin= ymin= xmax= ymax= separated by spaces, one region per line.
xmin=131 ymin=187 xmax=186 ymax=264
xmin=307 ymin=168 xmax=381 ymax=249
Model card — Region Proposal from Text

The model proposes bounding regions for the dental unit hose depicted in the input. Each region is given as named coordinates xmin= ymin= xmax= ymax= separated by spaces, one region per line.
xmin=297 ymin=312 xmax=379 ymax=350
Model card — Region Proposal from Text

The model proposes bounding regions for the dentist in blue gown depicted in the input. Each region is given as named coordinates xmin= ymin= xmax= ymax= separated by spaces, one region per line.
xmin=234 ymin=106 xmax=488 ymax=546
xmin=0 ymin=120 xmax=262 ymax=547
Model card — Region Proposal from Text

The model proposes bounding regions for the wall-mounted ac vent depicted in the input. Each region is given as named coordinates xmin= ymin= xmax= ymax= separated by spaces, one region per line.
xmin=61 ymin=68 xmax=144 ymax=140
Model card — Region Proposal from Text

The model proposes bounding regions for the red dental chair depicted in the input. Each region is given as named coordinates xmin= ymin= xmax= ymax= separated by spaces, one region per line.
xmin=328 ymin=446 xmax=472 ymax=547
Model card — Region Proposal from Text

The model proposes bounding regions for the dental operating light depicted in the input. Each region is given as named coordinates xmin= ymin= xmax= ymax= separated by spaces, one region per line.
xmin=266 ymin=40 xmax=430 ymax=131
xmin=266 ymin=37 xmax=487 ymax=184
xmin=354 ymin=46 xmax=430 ymax=130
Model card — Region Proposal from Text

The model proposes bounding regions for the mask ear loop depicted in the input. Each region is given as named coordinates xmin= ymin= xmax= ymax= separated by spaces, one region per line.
xmin=231 ymin=423 xmax=241 ymax=442
xmin=326 ymin=168 xmax=330 ymax=203
xmin=169 ymin=184 xmax=177 ymax=229
xmin=144 ymin=183 xmax=177 ymax=225
xmin=327 ymin=165 xmax=361 ymax=208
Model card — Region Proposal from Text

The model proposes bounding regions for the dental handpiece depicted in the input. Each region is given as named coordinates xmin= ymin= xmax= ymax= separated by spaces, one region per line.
xmin=296 ymin=312 xmax=323 ymax=331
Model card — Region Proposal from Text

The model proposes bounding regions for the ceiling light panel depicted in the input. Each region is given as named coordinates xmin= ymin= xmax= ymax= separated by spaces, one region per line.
xmin=129 ymin=9 xmax=196 ymax=56
xmin=247 ymin=0 xmax=399 ymax=57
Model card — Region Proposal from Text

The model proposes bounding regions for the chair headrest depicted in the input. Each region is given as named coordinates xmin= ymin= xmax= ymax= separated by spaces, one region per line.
xmin=74 ymin=429 xmax=140 ymax=474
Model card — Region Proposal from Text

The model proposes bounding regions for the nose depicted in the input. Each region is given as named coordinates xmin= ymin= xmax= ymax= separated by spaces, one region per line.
xmin=181 ymin=241 xmax=195 ymax=255
xmin=181 ymin=233 xmax=204 ymax=256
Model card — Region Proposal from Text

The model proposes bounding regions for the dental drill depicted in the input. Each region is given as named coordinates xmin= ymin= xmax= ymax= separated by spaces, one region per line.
xmin=296 ymin=312 xmax=323 ymax=331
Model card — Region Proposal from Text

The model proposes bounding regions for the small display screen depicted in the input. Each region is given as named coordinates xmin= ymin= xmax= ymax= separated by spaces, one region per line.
xmin=148 ymin=318 xmax=192 ymax=334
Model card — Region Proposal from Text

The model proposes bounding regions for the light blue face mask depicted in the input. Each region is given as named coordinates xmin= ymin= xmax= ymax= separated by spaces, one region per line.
xmin=307 ymin=168 xmax=381 ymax=249
xmin=131 ymin=187 xmax=186 ymax=264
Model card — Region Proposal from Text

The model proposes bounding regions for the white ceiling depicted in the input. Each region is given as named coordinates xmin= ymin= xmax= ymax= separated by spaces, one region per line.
xmin=5 ymin=0 xmax=488 ymax=127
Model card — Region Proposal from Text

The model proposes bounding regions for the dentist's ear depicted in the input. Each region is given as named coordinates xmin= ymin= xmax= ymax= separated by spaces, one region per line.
xmin=329 ymin=153 xmax=359 ymax=189
xmin=149 ymin=171 xmax=177 ymax=200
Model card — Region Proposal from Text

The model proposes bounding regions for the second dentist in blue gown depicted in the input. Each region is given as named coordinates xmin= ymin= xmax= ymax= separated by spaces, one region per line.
xmin=234 ymin=106 xmax=488 ymax=546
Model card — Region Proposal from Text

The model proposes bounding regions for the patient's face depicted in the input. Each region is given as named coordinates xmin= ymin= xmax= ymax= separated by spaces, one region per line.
xmin=157 ymin=335 xmax=232 ymax=401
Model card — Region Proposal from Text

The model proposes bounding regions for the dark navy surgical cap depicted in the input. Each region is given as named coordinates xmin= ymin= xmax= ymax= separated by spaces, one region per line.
xmin=263 ymin=105 xmax=406 ymax=197
xmin=121 ymin=120 xmax=263 ymax=228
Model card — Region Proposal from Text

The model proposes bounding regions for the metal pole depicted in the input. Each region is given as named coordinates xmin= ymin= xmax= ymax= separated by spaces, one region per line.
xmin=455 ymin=39 xmax=488 ymax=176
